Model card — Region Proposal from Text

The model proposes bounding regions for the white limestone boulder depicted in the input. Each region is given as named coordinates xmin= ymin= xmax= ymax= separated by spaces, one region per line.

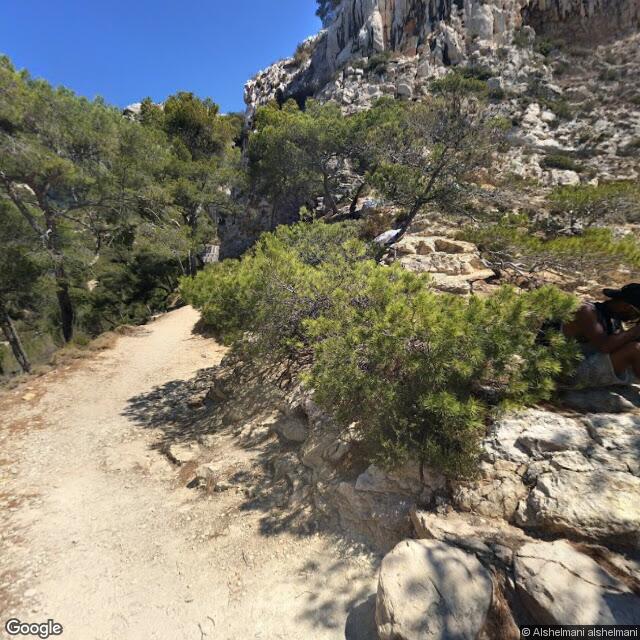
xmin=376 ymin=539 xmax=493 ymax=640
xmin=515 ymin=539 xmax=640 ymax=624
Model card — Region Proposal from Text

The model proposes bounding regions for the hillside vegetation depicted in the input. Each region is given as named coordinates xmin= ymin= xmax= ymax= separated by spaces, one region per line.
xmin=2 ymin=51 xmax=639 ymax=475
xmin=182 ymin=220 xmax=580 ymax=476
xmin=0 ymin=56 xmax=242 ymax=372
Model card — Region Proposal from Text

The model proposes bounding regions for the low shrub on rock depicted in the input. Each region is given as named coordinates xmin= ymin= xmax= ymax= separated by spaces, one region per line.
xmin=464 ymin=215 xmax=640 ymax=284
xmin=183 ymin=221 xmax=579 ymax=476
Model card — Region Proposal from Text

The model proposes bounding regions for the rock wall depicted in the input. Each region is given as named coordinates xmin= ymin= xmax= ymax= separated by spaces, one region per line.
xmin=235 ymin=0 xmax=640 ymax=258
xmin=245 ymin=0 xmax=640 ymax=117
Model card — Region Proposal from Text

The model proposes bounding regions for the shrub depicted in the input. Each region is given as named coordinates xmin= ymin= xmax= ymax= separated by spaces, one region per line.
xmin=488 ymin=86 xmax=506 ymax=101
xmin=598 ymin=68 xmax=621 ymax=82
xmin=358 ymin=208 xmax=399 ymax=241
xmin=180 ymin=259 xmax=252 ymax=343
xmin=463 ymin=218 xmax=640 ymax=283
xmin=541 ymin=98 xmax=573 ymax=121
xmin=541 ymin=153 xmax=581 ymax=172
xmin=181 ymin=220 xmax=368 ymax=349
xmin=512 ymin=29 xmax=531 ymax=48
xmin=366 ymin=51 xmax=393 ymax=75
xmin=535 ymin=37 xmax=563 ymax=57
xmin=293 ymin=38 xmax=316 ymax=66
xmin=307 ymin=272 xmax=578 ymax=475
xmin=549 ymin=180 xmax=640 ymax=227
xmin=461 ymin=65 xmax=493 ymax=82
xmin=184 ymin=221 xmax=579 ymax=476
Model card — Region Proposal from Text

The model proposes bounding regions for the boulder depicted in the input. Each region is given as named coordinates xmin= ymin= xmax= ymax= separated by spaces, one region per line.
xmin=515 ymin=540 xmax=640 ymax=625
xmin=355 ymin=463 xmax=431 ymax=496
xmin=396 ymin=82 xmax=413 ymax=99
xmin=484 ymin=409 xmax=591 ymax=464
xmin=299 ymin=412 xmax=353 ymax=480
xmin=516 ymin=468 xmax=640 ymax=549
xmin=269 ymin=408 xmax=309 ymax=443
xmin=334 ymin=481 xmax=416 ymax=551
xmin=376 ymin=539 xmax=493 ymax=640
xmin=194 ymin=462 xmax=217 ymax=483
xmin=548 ymin=169 xmax=581 ymax=186
xmin=452 ymin=466 xmax=528 ymax=521
xmin=560 ymin=387 xmax=639 ymax=413
xmin=271 ymin=452 xmax=300 ymax=484
xmin=411 ymin=509 xmax=530 ymax=568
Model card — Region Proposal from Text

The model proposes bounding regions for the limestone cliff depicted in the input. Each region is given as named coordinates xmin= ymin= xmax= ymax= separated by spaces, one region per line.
xmin=245 ymin=0 xmax=640 ymax=117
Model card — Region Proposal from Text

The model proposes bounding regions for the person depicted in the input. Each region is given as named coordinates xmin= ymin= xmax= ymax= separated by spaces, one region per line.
xmin=562 ymin=283 xmax=640 ymax=389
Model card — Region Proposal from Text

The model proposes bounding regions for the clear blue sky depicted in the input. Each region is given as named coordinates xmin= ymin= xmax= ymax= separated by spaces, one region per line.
xmin=1 ymin=0 xmax=320 ymax=113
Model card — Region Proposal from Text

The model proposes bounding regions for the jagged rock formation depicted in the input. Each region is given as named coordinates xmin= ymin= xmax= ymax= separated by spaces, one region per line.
xmin=244 ymin=0 xmax=640 ymax=183
xmin=246 ymin=0 xmax=639 ymax=116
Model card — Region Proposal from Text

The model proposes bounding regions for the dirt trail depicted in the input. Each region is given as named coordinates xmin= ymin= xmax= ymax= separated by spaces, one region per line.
xmin=0 ymin=307 xmax=378 ymax=640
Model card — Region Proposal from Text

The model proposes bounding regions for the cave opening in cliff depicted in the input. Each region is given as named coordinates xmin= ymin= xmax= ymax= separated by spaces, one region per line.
xmin=274 ymin=87 xmax=312 ymax=111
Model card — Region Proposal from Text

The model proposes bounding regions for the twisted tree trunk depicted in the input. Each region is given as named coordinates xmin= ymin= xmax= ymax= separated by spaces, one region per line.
xmin=0 ymin=305 xmax=31 ymax=373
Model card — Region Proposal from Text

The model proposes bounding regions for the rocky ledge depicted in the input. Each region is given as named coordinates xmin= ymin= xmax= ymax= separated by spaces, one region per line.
xmin=383 ymin=234 xmax=495 ymax=294
xmin=199 ymin=355 xmax=640 ymax=635
xmin=328 ymin=394 xmax=640 ymax=635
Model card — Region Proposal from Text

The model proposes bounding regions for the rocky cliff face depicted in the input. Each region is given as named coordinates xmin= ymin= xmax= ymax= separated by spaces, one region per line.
xmin=245 ymin=0 xmax=640 ymax=118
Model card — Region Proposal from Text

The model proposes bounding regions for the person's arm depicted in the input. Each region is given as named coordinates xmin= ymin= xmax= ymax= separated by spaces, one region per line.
xmin=575 ymin=306 xmax=640 ymax=354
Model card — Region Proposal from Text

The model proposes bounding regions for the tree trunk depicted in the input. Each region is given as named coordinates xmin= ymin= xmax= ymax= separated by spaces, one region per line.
xmin=187 ymin=210 xmax=199 ymax=277
xmin=54 ymin=262 xmax=74 ymax=343
xmin=46 ymin=214 xmax=75 ymax=342
xmin=349 ymin=182 xmax=366 ymax=215
xmin=394 ymin=199 xmax=425 ymax=244
xmin=0 ymin=307 xmax=31 ymax=373
xmin=3 ymin=184 xmax=76 ymax=343
xmin=187 ymin=250 xmax=198 ymax=277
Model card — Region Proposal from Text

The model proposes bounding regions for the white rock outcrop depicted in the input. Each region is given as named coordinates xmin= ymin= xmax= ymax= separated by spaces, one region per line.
xmin=515 ymin=539 xmax=640 ymax=625
xmin=376 ymin=539 xmax=493 ymax=640
xmin=386 ymin=235 xmax=495 ymax=293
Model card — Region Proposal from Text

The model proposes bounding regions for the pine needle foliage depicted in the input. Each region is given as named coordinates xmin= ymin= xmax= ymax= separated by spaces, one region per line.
xmin=464 ymin=215 xmax=640 ymax=282
xmin=183 ymin=221 xmax=579 ymax=476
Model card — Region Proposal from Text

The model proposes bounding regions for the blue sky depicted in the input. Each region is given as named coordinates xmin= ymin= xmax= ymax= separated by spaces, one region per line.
xmin=1 ymin=0 xmax=320 ymax=113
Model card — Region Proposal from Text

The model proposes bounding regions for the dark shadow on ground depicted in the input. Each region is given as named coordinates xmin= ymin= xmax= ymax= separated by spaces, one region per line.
xmin=345 ymin=594 xmax=378 ymax=640
xmin=121 ymin=360 xmax=378 ymax=538
xmin=122 ymin=363 xmax=382 ymax=636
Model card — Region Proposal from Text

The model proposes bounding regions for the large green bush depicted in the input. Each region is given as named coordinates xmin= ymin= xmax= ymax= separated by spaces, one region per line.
xmin=183 ymin=221 xmax=579 ymax=476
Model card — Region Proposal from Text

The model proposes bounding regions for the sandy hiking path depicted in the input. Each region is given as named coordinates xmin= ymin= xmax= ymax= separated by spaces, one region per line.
xmin=0 ymin=306 xmax=379 ymax=640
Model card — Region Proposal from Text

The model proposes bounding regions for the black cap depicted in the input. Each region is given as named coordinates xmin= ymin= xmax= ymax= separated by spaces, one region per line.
xmin=603 ymin=283 xmax=640 ymax=309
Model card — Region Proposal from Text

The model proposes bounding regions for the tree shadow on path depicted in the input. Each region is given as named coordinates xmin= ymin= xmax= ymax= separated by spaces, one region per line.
xmin=122 ymin=364 xmax=381 ymax=638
